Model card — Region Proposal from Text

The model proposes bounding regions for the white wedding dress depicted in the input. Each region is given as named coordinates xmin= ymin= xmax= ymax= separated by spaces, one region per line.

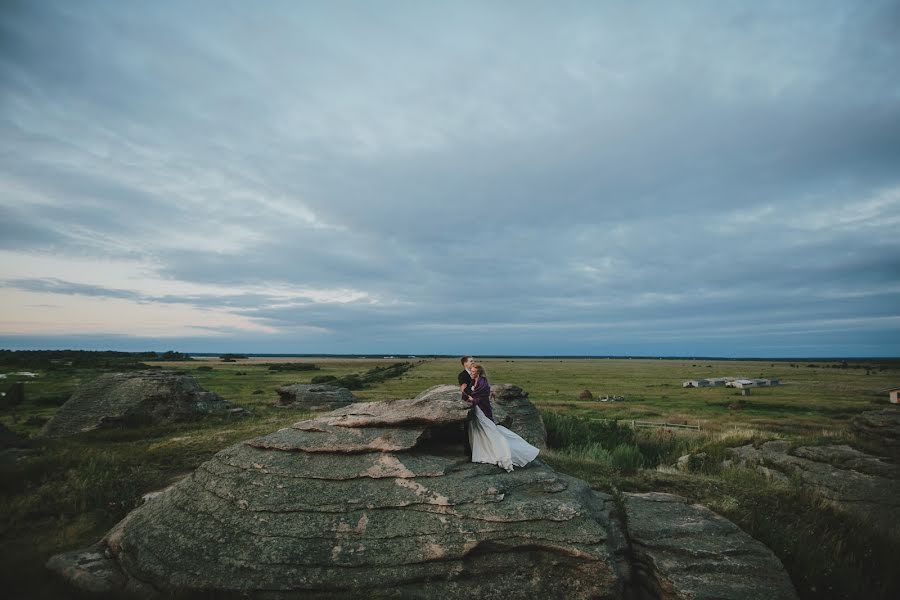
xmin=468 ymin=406 xmax=540 ymax=472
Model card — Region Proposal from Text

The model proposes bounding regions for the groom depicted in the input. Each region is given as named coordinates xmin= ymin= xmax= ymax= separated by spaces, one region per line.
xmin=458 ymin=355 xmax=475 ymax=402
xmin=458 ymin=356 xmax=476 ymax=457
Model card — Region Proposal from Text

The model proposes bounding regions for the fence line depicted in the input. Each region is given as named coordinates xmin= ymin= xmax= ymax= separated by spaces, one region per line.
xmin=590 ymin=418 xmax=701 ymax=431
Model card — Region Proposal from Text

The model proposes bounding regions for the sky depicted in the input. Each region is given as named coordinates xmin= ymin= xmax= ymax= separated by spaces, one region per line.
xmin=1 ymin=1 xmax=899 ymax=357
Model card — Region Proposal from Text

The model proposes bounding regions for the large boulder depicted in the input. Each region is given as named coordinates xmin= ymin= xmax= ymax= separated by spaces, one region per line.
xmin=47 ymin=386 xmax=797 ymax=599
xmin=728 ymin=440 xmax=900 ymax=537
xmin=623 ymin=493 xmax=797 ymax=600
xmin=491 ymin=384 xmax=547 ymax=449
xmin=413 ymin=384 xmax=547 ymax=448
xmin=275 ymin=383 xmax=357 ymax=411
xmin=40 ymin=371 xmax=245 ymax=438
xmin=851 ymin=407 xmax=900 ymax=455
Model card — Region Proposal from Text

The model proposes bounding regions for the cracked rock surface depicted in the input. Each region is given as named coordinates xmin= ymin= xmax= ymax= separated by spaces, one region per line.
xmin=728 ymin=440 xmax=900 ymax=536
xmin=47 ymin=385 xmax=797 ymax=599
xmin=40 ymin=371 xmax=245 ymax=438
xmin=851 ymin=407 xmax=900 ymax=455
xmin=275 ymin=384 xmax=357 ymax=411
xmin=623 ymin=493 xmax=797 ymax=600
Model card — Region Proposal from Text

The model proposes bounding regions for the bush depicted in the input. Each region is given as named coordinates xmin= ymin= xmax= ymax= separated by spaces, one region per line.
xmin=635 ymin=429 xmax=690 ymax=468
xmin=562 ymin=442 xmax=612 ymax=465
xmin=334 ymin=374 xmax=365 ymax=390
xmin=610 ymin=444 xmax=644 ymax=474
xmin=267 ymin=363 xmax=319 ymax=372
xmin=310 ymin=375 xmax=337 ymax=384
xmin=542 ymin=411 xmax=635 ymax=450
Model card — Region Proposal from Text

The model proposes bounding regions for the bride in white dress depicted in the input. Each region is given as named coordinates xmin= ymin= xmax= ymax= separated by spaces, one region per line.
xmin=466 ymin=365 xmax=540 ymax=472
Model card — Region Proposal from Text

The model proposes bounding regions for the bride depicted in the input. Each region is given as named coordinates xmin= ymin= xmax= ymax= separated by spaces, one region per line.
xmin=466 ymin=364 xmax=540 ymax=472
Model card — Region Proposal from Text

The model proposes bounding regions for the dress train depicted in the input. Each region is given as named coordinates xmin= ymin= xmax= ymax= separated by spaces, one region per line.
xmin=468 ymin=406 xmax=540 ymax=472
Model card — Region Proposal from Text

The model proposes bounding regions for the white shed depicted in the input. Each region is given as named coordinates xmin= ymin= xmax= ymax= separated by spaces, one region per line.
xmin=888 ymin=387 xmax=900 ymax=404
xmin=731 ymin=379 xmax=757 ymax=389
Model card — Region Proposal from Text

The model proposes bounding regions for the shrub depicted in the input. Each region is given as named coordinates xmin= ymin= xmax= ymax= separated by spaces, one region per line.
xmin=635 ymin=429 xmax=689 ymax=468
xmin=563 ymin=442 xmax=612 ymax=465
xmin=610 ymin=444 xmax=644 ymax=474
xmin=310 ymin=375 xmax=337 ymax=384
xmin=267 ymin=363 xmax=319 ymax=371
xmin=542 ymin=411 xmax=635 ymax=450
xmin=335 ymin=374 xmax=365 ymax=390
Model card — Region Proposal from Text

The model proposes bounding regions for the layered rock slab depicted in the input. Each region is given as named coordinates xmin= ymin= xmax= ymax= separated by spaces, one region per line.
xmin=623 ymin=493 xmax=798 ymax=600
xmin=40 ymin=371 xmax=245 ymax=438
xmin=48 ymin=390 xmax=621 ymax=598
xmin=851 ymin=407 xmax=900 ymax=455
xmin=413 ymin=384 xmax=547 ymax=448
xmin=727 ymin=440 xmax=900 ymax=537
xmin=275 ymin=383 xmax=356 ymax=411
xmin=47 ymin=386 xmax=798 ymax=599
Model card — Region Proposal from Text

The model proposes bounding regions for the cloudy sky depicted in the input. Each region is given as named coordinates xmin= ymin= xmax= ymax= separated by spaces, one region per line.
xmin=1 ymin=1 xmax=899 ymax=357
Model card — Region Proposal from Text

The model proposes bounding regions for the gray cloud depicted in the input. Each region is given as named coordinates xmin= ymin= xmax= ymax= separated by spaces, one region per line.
xmin=1 ymin=1 xmax=899 ymax=356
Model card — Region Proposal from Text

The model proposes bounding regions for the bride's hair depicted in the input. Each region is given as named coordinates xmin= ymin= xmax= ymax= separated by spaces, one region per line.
xmin=473 ymin=364 xmax=486 ymax=376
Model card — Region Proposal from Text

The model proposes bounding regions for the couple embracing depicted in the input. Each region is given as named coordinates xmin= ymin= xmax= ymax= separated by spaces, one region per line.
xmin=457 ymin=356 xmax=539 ymax=472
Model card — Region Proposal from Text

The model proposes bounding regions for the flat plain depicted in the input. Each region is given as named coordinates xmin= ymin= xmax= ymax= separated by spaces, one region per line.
xmin=2 ymin=355 xmax=898 ymax=599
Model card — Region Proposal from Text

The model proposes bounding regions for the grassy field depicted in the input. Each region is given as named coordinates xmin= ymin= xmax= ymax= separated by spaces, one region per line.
xmin=2 ymin=356 xmax=898 ymax=599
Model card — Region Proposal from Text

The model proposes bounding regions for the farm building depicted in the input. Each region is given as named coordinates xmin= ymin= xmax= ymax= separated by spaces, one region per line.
xmin=730 ymin=379 xmax=757 ymax=389
xmin=685 ymin=376 xmax=777 ymax=390
xmin=683 ymin=379 xmax=710 ymax=388
xmin=887 ymin=387 xmax=900 ymax=404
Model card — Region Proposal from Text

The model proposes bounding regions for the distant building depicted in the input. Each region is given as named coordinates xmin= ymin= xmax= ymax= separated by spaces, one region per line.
xmin=706 ymin=378 xmax=729 ymax=387
xmin=683 ymin=379 xmax=710 ymax=388
xmin=731 ymin=379 xmax=757 ymax=389
xmin=887 ymin=387 xmax=900 ymax=404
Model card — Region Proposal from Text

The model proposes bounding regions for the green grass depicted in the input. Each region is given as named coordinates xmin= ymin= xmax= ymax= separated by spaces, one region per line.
xmin=2 ymin=356 xmax=898 ymax=598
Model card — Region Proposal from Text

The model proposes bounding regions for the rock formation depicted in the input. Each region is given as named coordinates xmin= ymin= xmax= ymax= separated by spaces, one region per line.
xmin=727 ymin=440 xmax=900 ymax=537
xmin=40 ymin=371 xmax=245 ymax=438
xmin=623 ymin=492 xmax=797 ymax=600
xmin=414 ymin=383 xmax=547 ymax=448
xmin=851 ymin=407 xmax=900 ymax=454
xmin=47 ymin=384 xmax=797 ymax=599
xmin=274 ymin=383 xmax=357 ymax=411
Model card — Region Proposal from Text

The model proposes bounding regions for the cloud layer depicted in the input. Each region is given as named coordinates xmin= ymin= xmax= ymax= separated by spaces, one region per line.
xmin=2 ymin=1 xmax=899 ymax=356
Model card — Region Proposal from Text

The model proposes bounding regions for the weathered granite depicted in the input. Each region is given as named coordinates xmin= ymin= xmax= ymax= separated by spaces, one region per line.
xmin=851 ymin=407 xmax=900 ymax=454
xmin=275 ymin=383 xmax=356 ymax=411
xmin=728 ymin=441 xmax=900 ymax=536
xmin=623 ymin=492 xmax=798 ymax=600
xmin=412 ymin=384 xmax=547 ymax=448
xmin=40 ymin=371 xmax=246 ymax=438
xmin=491 ymin=384 xmax=547 ymax=449
xmin=48 ymin=386 xmax=797 ymax=599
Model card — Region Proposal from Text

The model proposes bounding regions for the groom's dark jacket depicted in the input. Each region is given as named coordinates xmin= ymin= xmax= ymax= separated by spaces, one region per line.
xmin=457 ymin=369 xmax=473 ymax=401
